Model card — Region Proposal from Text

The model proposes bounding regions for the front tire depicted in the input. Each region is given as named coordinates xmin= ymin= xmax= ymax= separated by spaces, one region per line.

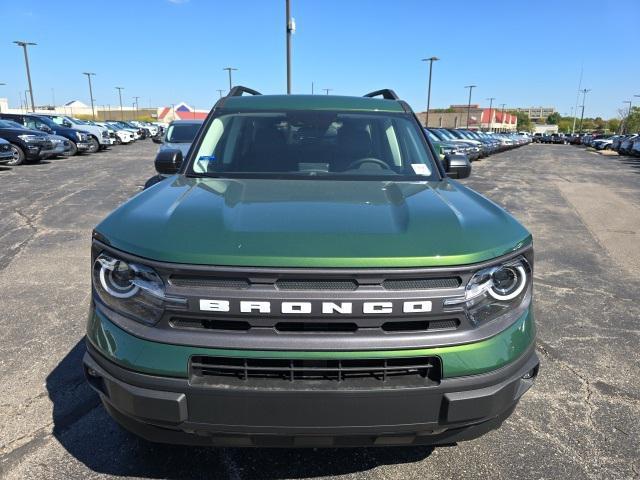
xmin=65 ymin=140 xmax=78 ymax=156
xmin=7 ymin=144 xmax=26 ymax=166
xmin=87 ymin=136 xmax=100 ymax=154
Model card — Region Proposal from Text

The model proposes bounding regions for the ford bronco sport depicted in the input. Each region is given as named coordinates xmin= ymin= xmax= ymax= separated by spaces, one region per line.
xmin=84 ymin=87 xmax=538 ymax=447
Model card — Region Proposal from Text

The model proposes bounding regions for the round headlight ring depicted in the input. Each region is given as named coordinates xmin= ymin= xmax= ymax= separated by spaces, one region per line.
xmin=488 ymin=264 xmax=527 ymax=301
xmin=97 ymin=257 xmax=139 ymax=299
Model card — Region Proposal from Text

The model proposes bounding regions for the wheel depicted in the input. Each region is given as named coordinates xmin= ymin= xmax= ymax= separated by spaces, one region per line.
xmin=7 ymin=144 xmax=26 ymax=166
xmin=115 ymin=136 xmax=122 ymax=145
xmin=87 ymin=136 xmax=100 ymax=154
xmin=65 ymin=140 xmax=78 ymax=156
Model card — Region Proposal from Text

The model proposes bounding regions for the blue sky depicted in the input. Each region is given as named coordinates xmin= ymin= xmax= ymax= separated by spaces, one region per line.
xmin=0 ymin=0 xmax=637 ymax=118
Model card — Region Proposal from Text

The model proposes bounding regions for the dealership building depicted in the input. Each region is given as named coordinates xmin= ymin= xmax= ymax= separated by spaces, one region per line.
xmin=418 ymin=105 xmax=518 ymax=131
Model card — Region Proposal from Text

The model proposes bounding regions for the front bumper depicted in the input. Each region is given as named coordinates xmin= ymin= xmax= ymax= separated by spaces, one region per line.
xmin=77 ymin=141 xmax=92 ymax=151
xmin=84 ymin=305 xmax=538 ymax=447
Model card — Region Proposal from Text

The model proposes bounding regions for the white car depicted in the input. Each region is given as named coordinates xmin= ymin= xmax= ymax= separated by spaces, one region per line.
xmin=130 ymin=121 xmax=158 ymax=137
xmin=96 ymin=122 xmax=135 ymax=144
xmin=41 ymin=115 xmax=110 ymax=152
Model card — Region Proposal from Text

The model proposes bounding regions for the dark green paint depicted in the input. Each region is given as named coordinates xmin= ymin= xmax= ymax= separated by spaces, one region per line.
xmin=95 ymin=177 xmax=531 ymax=268
xmin=87 ymin=306 xmax=535 ymax=379
xmin=222 ymin=94 xmax=405 ymax=113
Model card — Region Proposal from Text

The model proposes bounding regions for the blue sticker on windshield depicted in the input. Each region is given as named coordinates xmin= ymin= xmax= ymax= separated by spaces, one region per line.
xmin=198 ymin=155 xmax=216 ymax=163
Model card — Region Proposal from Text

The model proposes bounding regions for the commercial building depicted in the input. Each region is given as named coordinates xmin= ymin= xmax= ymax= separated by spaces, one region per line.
xmin=514 ymin=106 xmax=556 ymax=121
xmin=418 ymin=105 xmax=517 ymax=132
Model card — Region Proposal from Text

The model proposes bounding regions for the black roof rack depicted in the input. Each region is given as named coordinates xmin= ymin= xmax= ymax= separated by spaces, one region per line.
xmin=227 ymin=86 xmax=262 ymax=97
xmin=363 ymin=89 xmax=400 ymax=100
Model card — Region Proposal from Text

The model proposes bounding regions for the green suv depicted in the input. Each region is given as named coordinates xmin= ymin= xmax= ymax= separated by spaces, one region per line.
xmin=84 ymin=87 xmax=538 ymax=447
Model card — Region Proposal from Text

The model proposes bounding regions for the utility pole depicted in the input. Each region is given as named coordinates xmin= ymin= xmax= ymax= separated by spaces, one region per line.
xmin=0 ymin=83 xmax=5 ymax=113
xmin=133 ymin=96 xmax=140 ymax=120
xmin=499 ymin=103 xmax=506 ymax=132
xmin=571 ymin=64 xmax=583 ymax=135
xmin=217 ymin=89 xmax=224 ymax=98
xmin=622 ymin=100 xmax=632 ymax=134
xmin=578 ymin=88 xmax=590 ymax=133
xmin=311 ymin=81 xmax=314 ymax=94
xmin=223 ymin=67 xmax=237 ymax=91
xmin=14 ymin=41 xmax=37 ymax=111
xmin=486 ymin=97 xmax=495 ymax=132
xmin=464 ymin=85 xmax=476 ymax=128
xmin=422 ymin=56 xmax=439 ymax=127
xmin=322 ymin=88 xmax=332 ymax=95
xmin=285 ymin=0 xmax=295 ymax=94
xmin=115 ymin=86 xmax=124 ymax=121
xmin=82 ymin=72 xmax=96 ymax=120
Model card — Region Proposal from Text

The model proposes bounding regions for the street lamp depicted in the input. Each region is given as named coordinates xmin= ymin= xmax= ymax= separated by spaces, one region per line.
xmin=486 ymin=97 xmax=495 ymax=132
xmin=464 ymin=85 xmax=476 ymax=128
xmin=217 ymin=89 xmax=224 ymax=98
xmin=115 ymin=86 xmax=124 ymax=121
xmin=0 ymin=82 xmax=5 ymax=113
xmin=421 ymin=56 xmax=439 ymax=128
xmin=285 ymin=0 xmax=295 ymax=94
xmin=499 ymin=103 xmax=506 ymax=132
xmin=622 ymin=100 xmax=632 ymax=134
xmin=578 ymin=88 xmax=590 ymax=133
xmin=13 ymin=41 xmax=37 ymax=112
xmin=133 ymin=96 xmax=140 ymax=120
xmin=223 ymin=67 xmax=238 ymax=91
xmin=322 ymin=88 xmax=332 ymax=95
xmin=82 ymin=72 xmax=96 ymax=120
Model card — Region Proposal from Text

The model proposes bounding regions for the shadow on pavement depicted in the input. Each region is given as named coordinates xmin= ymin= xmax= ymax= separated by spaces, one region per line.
xmin=46 ymin=340 xmax=434 ymax=479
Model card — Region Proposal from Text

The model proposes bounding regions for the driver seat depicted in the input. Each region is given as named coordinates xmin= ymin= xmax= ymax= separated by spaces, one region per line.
xmin=333 ymin=125 xmax=372 ymax=172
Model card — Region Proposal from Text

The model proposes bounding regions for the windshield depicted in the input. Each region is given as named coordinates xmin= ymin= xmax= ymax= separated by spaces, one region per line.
xmin=189 ymin=111 xmax=437 ymax=180
xmin=166 ymin=123 xmax=201 ymax=143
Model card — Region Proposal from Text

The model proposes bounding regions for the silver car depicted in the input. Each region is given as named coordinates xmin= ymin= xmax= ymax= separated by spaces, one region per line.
xmin=153 ymin=120 xmax=203 ymax=157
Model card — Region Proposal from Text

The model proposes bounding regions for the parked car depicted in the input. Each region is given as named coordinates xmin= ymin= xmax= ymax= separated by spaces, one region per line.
xmin=105 ymin=121 xmax=142 ymax=140
xmin=145 ymin=120 xmax=204 ymax=189
xmin=592 ymin=136 xmax=614 ymax=150
xmin=39 ymin=115 xmax=110 ymax=152
xmin=619 ymin=134 xmax=638 ymax=155
xmin=0 ymin=113 xmax=92 ymax=156
xmin=96 ymin=122 xmax=135 ymax=144
xmin=631 ymin=137 xmax=640 ymax=157
xmin=428 ymin=128 xmax=480 ymax=161
xmin=85 ymin=86 xmax=538 ymax=448
xmin=0 ymin=119 xmax=56 ymax=165
xmin=0 ymin=137 xmax=13 ymax=165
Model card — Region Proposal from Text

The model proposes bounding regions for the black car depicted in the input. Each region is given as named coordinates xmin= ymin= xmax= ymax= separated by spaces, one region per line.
xmin=0 ymin=113 xmax=92 ymax=156
xmin=0 ymin=119 xmax=56 ymax=165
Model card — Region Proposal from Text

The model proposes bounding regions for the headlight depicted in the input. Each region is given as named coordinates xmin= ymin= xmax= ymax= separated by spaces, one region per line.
xmin=92 ymin=252 xmax=185 ymax=325
xmin=75 ymin=131 xmax=84 ymax=141
xmin=18 ymin=134 xmax=42 ymax=143
xmin=444 ymin=256 xmax=531 ymax=325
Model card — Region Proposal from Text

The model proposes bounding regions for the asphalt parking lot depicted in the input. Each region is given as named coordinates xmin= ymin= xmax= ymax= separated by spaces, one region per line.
xmin=0 ymin=142 xmax=638 ymax=480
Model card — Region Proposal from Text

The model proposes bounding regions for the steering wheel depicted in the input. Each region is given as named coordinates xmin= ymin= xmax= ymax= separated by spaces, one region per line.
xmin=346 ymin=158 xmax=390 ymax=170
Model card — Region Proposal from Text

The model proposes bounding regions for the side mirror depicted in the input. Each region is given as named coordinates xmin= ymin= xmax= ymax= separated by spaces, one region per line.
xmin=38 ymin=125 xmax=53 ymax=133
xmin=152 ymin=135 xmax=163 ymax=144
xmin=62 ymin=121 xmax=73 ymax=128
xmin=444 ymin=154 xmax=471 ymax=179
xmin=155 ymin=149 xmax=183 ymax=175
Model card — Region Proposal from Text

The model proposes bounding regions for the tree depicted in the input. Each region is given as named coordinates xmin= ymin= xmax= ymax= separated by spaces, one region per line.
xmin=511 ymin=111 xmax=532 ymax=132
xmin=558 ymin=119 xmax=573 ymax=133
xmin=622 ymin=106 xmax=640 ymax=134
xmin=546 ymin=112 xmax=561 ymax=125
xmin=607 ymin=118 xmax=621 ymax=133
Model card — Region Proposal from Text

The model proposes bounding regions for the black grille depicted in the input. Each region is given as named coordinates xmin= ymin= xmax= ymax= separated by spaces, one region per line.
xmin=382 ymin=278 xmax=460 ymax=290
xmin=275 ymin=322 xmax=358 ymax=333
xmin=276 ymin=279 xmax=358 ymax=291
xmin=170 ymin=317 xmax=250 ymax=331
xmin=169 ymin=276 xmax=250 ymax=289
xmin=382 ymin=319 xmax=459 ymax=332
xmin=190 ymin=356 xmax=441 ymax=388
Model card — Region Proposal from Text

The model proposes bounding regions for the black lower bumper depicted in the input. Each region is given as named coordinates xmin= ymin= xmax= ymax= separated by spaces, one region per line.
xmin=84 ymin=343 xmax=538 ymax=447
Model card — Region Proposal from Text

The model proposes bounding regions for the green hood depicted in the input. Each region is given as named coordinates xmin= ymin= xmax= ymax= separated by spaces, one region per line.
xmin=95 ymin=176 xmax=531 ymax=268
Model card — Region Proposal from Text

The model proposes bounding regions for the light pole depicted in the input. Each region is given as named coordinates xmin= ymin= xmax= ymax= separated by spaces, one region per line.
xmin=115 ymin=86 xmax=124 ymax=121
xmin=322 ymin=88 xmax=332 ymax=95
xmin=217 ymin=89 xmax=224 ymax=98
xmin=486 ymin=97 xmax=495 ymax=132
xmin=285 ymin=0 xmax=295 ymax=94
xmin=622 ymin=100 xmax=632 ymax=134
xmin=578 ymin=88 xmax=590 ymax=133
xmin=0 ymin=82 xmax=5 ymax=113
xmin=464 ymin=85 xmax=476 ymax=128
xmin=499 ymin=103 xmax=506 ymax=132
xmin=14 ymin=41 xmax=37 ymax=111
xmin=223 ymin=67 xmax=237 ymax=91
xmin=133 ymin=96 xmax=140 ymax=120
xmin=311 ymin=81 xmax=314 ymax=94
xmin=82 ymin=72 xmax=96 ymax=120
xmin=421 ymin=56 xmax=439 ymax=127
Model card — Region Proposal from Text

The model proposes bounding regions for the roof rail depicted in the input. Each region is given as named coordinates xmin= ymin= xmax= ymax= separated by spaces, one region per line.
xmin=227 ymin=86 xmax=262 ymax=97
xmin=363 ymin=89 xmax=400 ymax=100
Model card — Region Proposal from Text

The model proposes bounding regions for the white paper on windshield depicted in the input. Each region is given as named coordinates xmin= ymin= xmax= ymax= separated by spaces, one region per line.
xmin=411 ymin=164 xmax=430 ymax=175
